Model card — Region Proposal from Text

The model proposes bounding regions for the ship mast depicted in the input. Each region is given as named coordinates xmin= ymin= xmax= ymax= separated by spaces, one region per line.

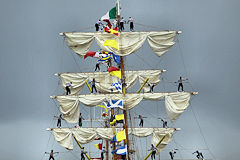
xmin=116 ymin=0 xmax=131 ymax=159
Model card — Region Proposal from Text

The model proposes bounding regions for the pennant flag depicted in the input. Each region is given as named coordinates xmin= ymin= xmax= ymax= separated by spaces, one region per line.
xmin=101 ymin=7 xmax=116 ymax=21
xmin=108 ymin=66 xmax=120 ymax=72
xmin=97 ymin=105 xmax=108 ymax=113
xmin=104 ymin=40 xmax=119 ymax=50
xmin=107 ymin=99 xmax=123 ymax=109
xmin=112 ymin=130 xmax=126 ymax=142
xmin=112 ymin=145 xmax=127 ymax=155
xmin=84 ymin=51 xmax=100 ymax=59
xmin=94 ymin=143 xmax=102 ymax=150
xmin=110 ymin=114 xmax=124 ymax=125
xmin=110 ymin=82 xmax=122 ymax=93
xmin=111 ymin=52 xmax=120 ymax=64
xmin=104 ymin=27 xmax=118 ymax=36
xmin=84 ymin=51 xmax=96 ymax=59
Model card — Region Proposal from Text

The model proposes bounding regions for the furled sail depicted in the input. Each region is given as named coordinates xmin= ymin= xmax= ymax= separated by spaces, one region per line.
xmin=58 ymin=70 xmax=164 ymax=94
xmin=62 ymin=31 xmax=178 ymax=57
xmin=51 ymin=127 xmax=175 ymax=151
xmin=51 ymin=92 xmax=192 ymax=123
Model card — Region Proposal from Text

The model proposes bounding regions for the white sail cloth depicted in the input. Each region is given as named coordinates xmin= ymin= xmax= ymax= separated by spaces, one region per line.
xmin=53 ymin=92 xmax=191 ymax=123
xmin=58 ymin=70 xmax=163 ymax=94
xmin=63 ymin=31 xmax=177 ymax=57
xmin=52 ymin=128 xmax=175 ymax=150
xmin=152 ymin=128 xmax=175 ymax=153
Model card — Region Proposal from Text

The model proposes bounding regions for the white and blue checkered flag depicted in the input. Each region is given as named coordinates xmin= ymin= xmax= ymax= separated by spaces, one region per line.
xmin=110 ymin=82 xmax=122 ymax=93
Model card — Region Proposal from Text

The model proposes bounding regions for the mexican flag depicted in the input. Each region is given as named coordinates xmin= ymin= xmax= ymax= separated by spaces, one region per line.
xmin=101 ymin=7 xmax=116 ymax=21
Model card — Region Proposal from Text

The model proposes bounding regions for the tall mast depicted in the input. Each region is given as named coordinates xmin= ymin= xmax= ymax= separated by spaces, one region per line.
xmin=117 ymin=0 xmax=131 ymax=159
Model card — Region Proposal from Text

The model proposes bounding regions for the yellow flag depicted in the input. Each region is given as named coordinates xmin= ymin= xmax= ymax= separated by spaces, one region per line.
xmin=116 ymin=130 xmax=126 ymax=141
xmin=115 ymin=114 xmax=124 ymax=120
xmin=110 ymin=70 xmax=121 ymax=78
xmin=110 ymin=114 xmax=124 ymax=125
xmin=104 ymin=40 xmax=119 ymax=50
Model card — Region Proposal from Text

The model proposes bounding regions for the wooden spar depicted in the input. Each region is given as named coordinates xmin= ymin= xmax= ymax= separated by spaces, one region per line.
xmin=85 ymin=80 xmax=92 ymax=93
xmin=137 ymin=78 xmax=150 ymax=93
xmin=72 ymin=135 xmax=91 ymax=160
xmin=105 ymin=120 xmax=109 ymax=160
xmin=117 ymin=1 xmax=130 ymax=160
xmin=143 ymin=135 xmax=166 ymax=160
xmin=111 ymin=108 xmax=116 ymax=160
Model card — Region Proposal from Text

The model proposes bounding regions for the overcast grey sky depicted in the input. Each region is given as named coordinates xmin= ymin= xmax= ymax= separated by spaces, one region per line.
xmin=0 ymin=0 xmax=240 ymax=159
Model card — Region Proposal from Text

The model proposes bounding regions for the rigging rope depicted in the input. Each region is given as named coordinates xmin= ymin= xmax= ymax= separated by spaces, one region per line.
xmin=63 ymin=37 xmax=82 ymax=72
xmin=133 ymin=48 xmax=155 ymax=69
xmin=173 ymin=137 xmax=183 ymax=159
xmin=176 ymin=37 xmax=195 ymax=91
xmin=189 ymin=100 xmax=216 ymax=160
xmin=135 ymin=22 xmax=172 ymax=31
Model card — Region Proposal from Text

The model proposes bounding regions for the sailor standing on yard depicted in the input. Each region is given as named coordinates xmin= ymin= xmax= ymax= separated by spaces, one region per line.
xmin=149 ymin=144 xmax=158 ymax=160
xmin=45 ymin=150 xmax=59 ymax=160
xmin=176 ymin=76 xmax=188 ymax=92
xmin=139 ymin=115 xmax=144 ymax=127
xmin=120 ymin=17 xmax=125 ymax=31
xmin=81 ymin=147 xmax=86 ymax=160
xmin=95 ymin=61 xmax=101 ymax=71
xmin=169 ymin=150 xmax=177 ymax=160
xmin=127 ymin=17 xmax=134 ymax=31
xmin=95 ymin=19 xmax=102 ymax=32
xmin=192 ymin=150 xmax=204 ymax=159
xmin=160 ymin=118 xmax=168 ymax=128
xmin=148 ymin=82 xmax=155 ymax=93
xmin=65 ymin=82 xmax=72 ymax=95
xmin=79 ymin=113 xmax=84 ymax=127
xmin=101 ymin=146 xmax=106 ymax=160
xmin=91 ymin=78 xmax=98 ymax=93
xmin=57 ymin=114 xmax=64 ymax=128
